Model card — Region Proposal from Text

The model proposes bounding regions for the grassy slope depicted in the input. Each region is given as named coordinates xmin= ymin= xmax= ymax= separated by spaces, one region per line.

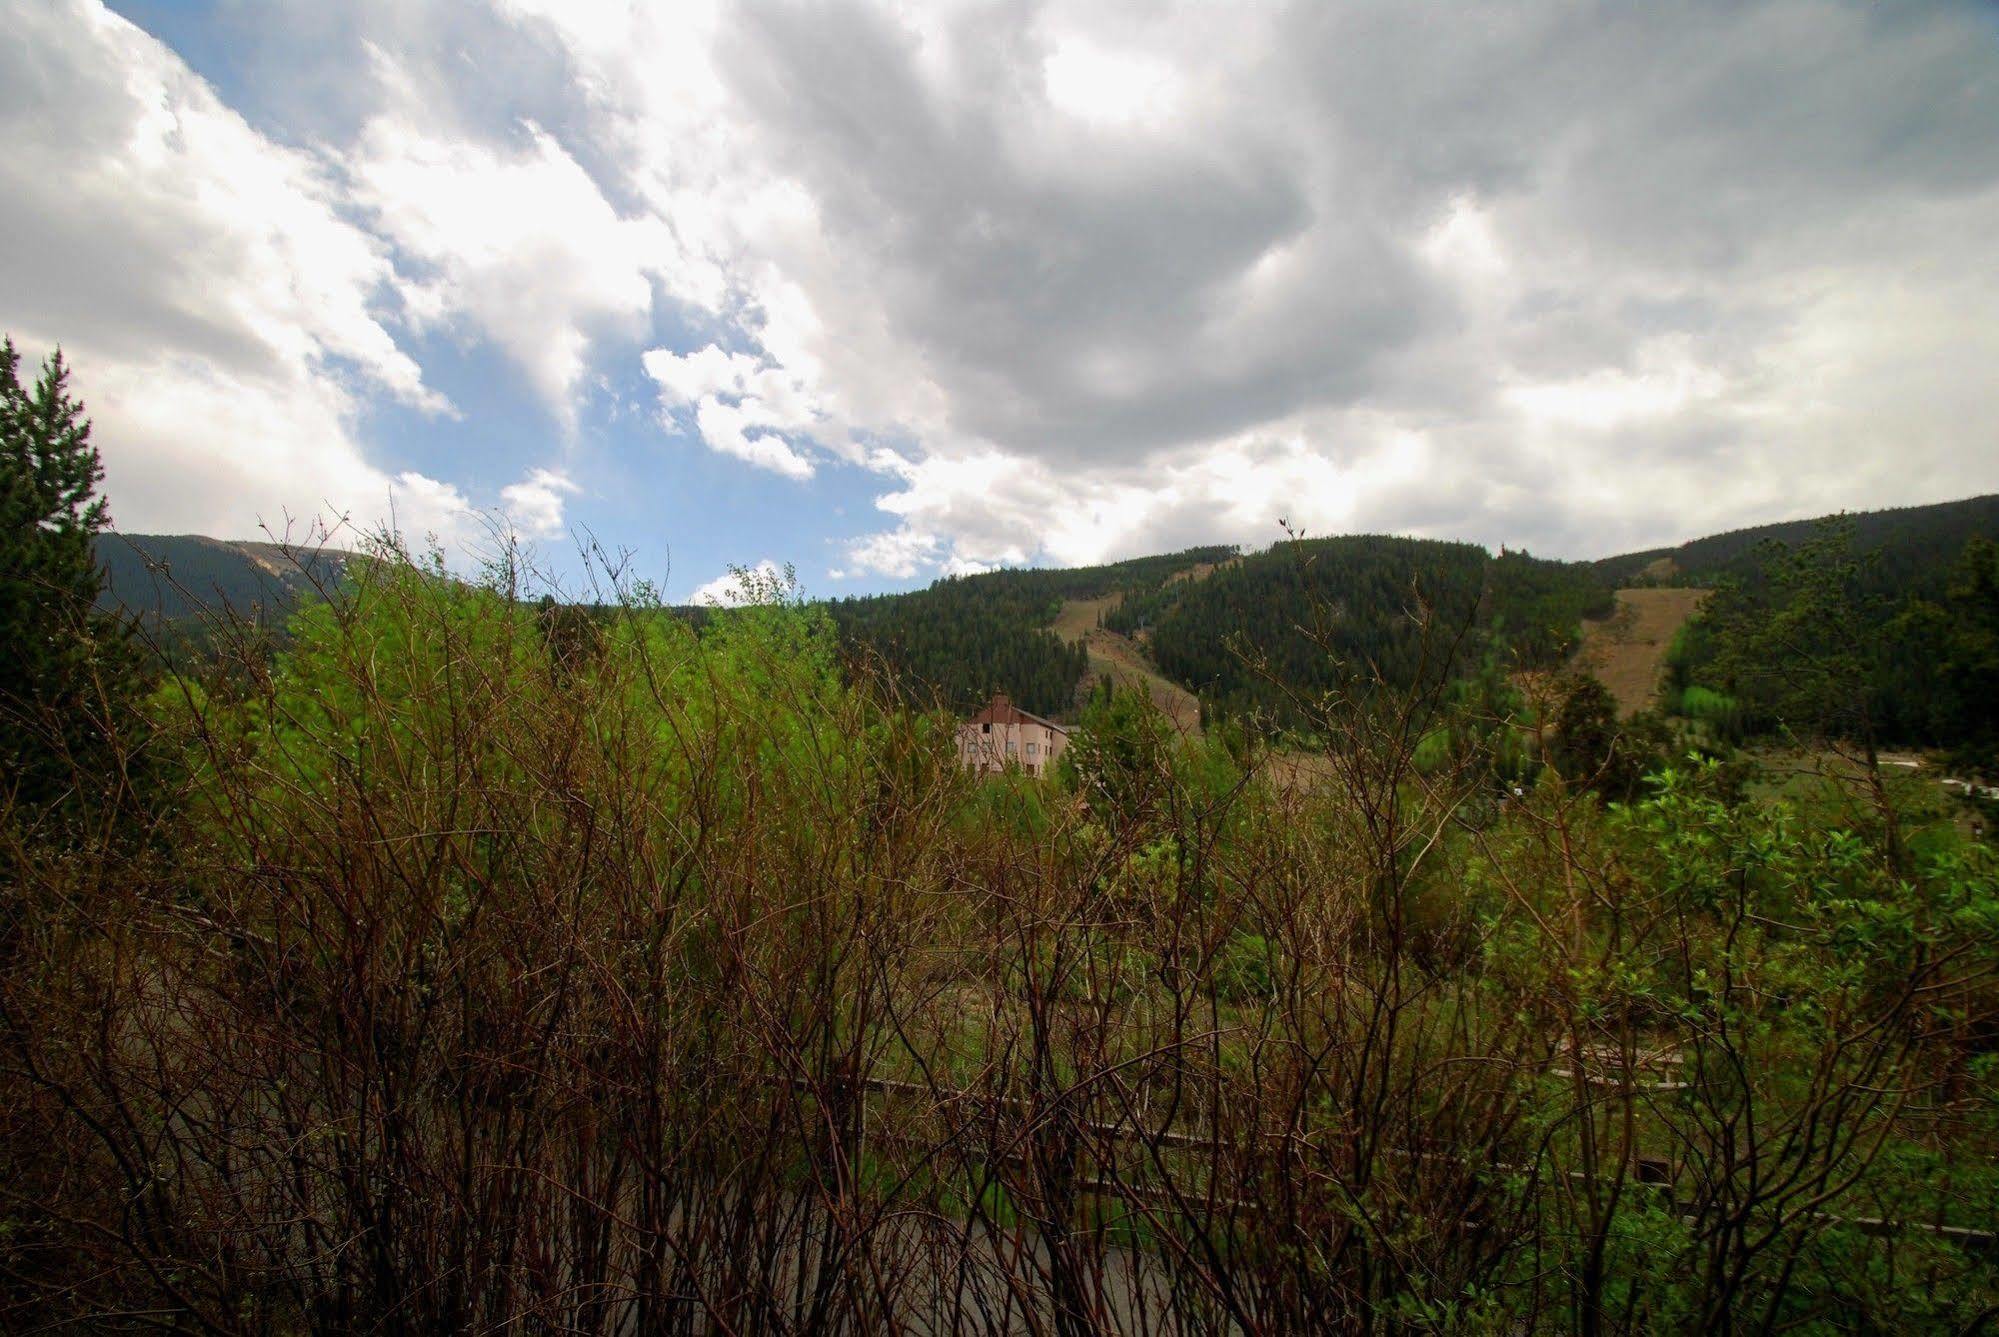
xmin=1054 ymin=590 xmax=1204 ymax=735
xmin=1576 ymin=587 xmax=1709 ymax=715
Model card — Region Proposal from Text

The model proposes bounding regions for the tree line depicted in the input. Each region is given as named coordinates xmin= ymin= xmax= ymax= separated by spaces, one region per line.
xmin=1598 ymin=491 xmax=1999 ymax=591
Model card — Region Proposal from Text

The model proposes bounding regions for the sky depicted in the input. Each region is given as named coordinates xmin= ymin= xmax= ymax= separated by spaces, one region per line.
xmin=4 ymin=1 xmax=1997 ymax=603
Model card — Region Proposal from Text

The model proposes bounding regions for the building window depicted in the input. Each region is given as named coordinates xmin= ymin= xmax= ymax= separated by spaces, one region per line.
xmin=981 ymin=722 xmax=991 ymax=734
xmin=1006 ymin=739 xmax=1016 ymax=754
xmin=1026 ymin=742 xmax=1037 ymax=757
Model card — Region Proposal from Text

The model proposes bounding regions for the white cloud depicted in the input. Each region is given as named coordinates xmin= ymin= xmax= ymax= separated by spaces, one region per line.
xmin=644 ymin=345 xmax=765 ymax=407
xmin=691 ymin=400 xmax=814 ymax=479
xmin=500 ymin=467 xmax=579 ymax=538
xmin=516 ymin=0 xmax=1999 ymax=570
xmin=642 ymin=343 xmax=823 ymax=478
xmin=0 ymin=3 xmax=620 ymax=574
xmin=832 ymin=528 xmax=940 ymax=581
xmin=849 ymin=418 xmax=1448 ymax=577
xmin=383 ymin=471 xmax=475 ymax=547
xmin=1504 ymin=339 xmax=1727 ymax=431
xmin=347 ymin=114 xmax=673 ymax=422
xmin=1043 ymin=36 xmax=1184 ymax=130
xmin=14 ymin=0 xmax=1999 ymax=586
xmin=687 ymin=558 xmax=789 ymax=606
xmin=0 ymin=1 xmax=458 ymax=543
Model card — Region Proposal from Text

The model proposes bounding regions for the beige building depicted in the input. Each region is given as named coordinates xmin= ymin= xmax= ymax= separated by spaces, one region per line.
xmin=958 ymin=694 xmax=1070 ymax=778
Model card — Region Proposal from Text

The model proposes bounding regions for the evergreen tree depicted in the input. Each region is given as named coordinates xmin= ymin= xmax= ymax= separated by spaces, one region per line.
xmin=1059 ymin=681 xmax=1177 ymax=825
xmin=1548 ymin=672 xmax=1670 ymax=802
xmin=1704 ymin=521 xmax=1881 ymax=740
xmin=0 ymin=338 xmax=139 ymax=814
xmin=1936 ymin=538 xmax=1999 ymax=767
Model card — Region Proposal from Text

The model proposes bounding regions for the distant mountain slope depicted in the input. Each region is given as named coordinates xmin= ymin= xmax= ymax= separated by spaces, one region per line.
xmin=98 ymin=492 xmax=1999 ymax=733
xmin=1591 ymin=493 xmax=1999 ymax=754
xmin=85 ymin=532 xmax=1614 ymax=728
xmin=1577 ymin=587 xmax=1710 ymax=716
xmin=96 ymin=533 xmax=355 ymax=623
xmin=1138 ymin=537 xmax=1612 ymax=724
xmin=826 ymin=547 xmax=1237 ymax=718
xmin=1597 ymin=494 xmax=1999 ymax=594
xmin=828 ymin=536 xmax=1612 ymax=726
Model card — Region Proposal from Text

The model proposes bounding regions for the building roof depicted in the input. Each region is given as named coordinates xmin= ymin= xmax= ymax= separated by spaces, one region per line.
xmin=965 ymin=693 xmax=1070 ymax=734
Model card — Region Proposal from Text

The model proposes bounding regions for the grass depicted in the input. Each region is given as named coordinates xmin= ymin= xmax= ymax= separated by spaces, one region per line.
xmin=1054 ymin=591 xmax=1204 ymax=734
xmin=1677 ymin=683 xmax=1737 ymax=720
xmin=1576 ymin=587 xmax=1709 ymax=715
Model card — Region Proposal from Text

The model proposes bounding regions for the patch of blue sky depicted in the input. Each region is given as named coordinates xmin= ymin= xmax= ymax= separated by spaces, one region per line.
xmin=104 ymin=0 xmax=939 ymax=601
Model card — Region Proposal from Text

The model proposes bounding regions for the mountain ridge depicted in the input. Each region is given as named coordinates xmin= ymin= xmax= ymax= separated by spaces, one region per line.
xmin=97 ymin=491 xmax=1999 ymax=727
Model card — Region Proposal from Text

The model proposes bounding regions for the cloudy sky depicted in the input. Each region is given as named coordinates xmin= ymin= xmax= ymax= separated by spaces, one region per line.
xmin=5 ymin=1 xmax=1997 ymax=599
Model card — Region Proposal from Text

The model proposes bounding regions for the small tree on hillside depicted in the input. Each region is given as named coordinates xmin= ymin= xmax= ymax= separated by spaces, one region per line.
xmin=0 ymin=338 xmax=141 ymax=816
xmin=1060 ymin=679 xmax=1177 ymax=826
xmin=1548 ymin=671 xmax=1671 ymax=803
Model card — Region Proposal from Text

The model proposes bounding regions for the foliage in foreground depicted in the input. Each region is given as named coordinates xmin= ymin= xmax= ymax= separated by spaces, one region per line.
xmin=0 ymin=542 xmax=1993 ymax=1334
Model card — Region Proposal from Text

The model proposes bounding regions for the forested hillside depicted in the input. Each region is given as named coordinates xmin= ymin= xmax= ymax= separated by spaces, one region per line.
xmin=1145 ymin=537 xmax=1613 ymax=725
xmin=92 ymin=531 xmax=1612 ymax=729
xmin=825 ymin=546 xmax=1234 ymax=716
xmin=824 ymin=537 xmax=1611 ymax=726
xmin=1580 ymin=494 xmax=1999 ymax=762
xmin=92 ymin=492 xmax=1999 ymax=753
xmin=1659 ymin=520 xmax=1999 ymax=763
xmin=1599 ymin=493 xmax=1999 ymax=596
xmin=97 ymin=532 xmax=353 ymax=623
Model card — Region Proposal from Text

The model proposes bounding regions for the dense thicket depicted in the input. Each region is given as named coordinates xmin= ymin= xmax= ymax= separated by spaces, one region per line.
xmin=1144 ymin=536 xmax=1613 ymax=727
xmin=2 ymin=542 xmax=1993 ymax=1332
xmin=826 ymin=546 xmax=1234 ymax=716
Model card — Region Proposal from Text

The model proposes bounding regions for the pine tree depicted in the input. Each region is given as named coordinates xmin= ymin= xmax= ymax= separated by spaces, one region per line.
xmin=0 ymin=338 xmax=138 ymax=814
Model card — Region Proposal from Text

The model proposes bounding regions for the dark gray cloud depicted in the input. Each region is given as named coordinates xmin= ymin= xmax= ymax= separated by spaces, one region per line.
xmin=715 ymin=1 xmax=1443 ymax=460
xmin=680 ymin=0 xmax=1999 ymax=569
